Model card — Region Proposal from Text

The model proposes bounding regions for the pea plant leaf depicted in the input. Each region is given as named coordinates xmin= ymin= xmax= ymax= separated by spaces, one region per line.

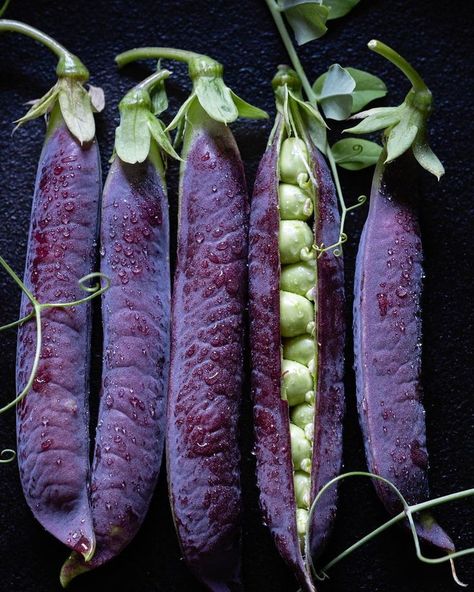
xmin=313 ymin=64 xmax=355 ymax=120
xmin=279 ymin=0 xmax=329 ymax=45
xmin=331 ymin=138 xmax=382 ymax=170
xmin=324 ymin=0 xmax=360 ymax=20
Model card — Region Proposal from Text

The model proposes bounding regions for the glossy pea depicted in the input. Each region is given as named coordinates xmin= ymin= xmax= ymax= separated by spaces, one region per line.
xmin=296 ymin=508 xmax=309 ymax=541
xmin=283 ymin=335 xmax=316 ymax=366
xmin=279 ymin=220 xmax=314 ymax=264
xmin=280 ymin=291 xmax=314 ymax=338
xmin=281 ymin=359 xmax=313 ymax=406
xmin=278 ymin=183 xmax=313 ymax=221
xmin=279 ymin=137 xmax=309 ymax=185
xmin=280 ymin=261 xmax=316 ymax=299
xmin=290 ymin=424 xmax=312 ymax=473
xmin=294 ymin=471 xmax=311 ymax=509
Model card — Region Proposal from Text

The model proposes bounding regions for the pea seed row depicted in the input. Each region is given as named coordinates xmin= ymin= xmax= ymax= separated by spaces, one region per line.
xmin=278 ymin=137 xmax=316 ymax=545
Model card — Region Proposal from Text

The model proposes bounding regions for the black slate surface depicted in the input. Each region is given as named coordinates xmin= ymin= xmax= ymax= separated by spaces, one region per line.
xmin=0 ymin=1 xmax=473 ymax=591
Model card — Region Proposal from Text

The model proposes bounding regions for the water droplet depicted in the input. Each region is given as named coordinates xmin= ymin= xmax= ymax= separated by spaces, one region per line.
xmin=195 ymin=232 xmax=204 ymax=244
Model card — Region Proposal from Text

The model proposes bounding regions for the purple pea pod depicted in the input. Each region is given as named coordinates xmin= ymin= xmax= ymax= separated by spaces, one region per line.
xmin=0 ymin=20 xmax=104 ymax=560
xmin=348 ymin=40 xmax=453 ymax=552
xmin=116 ymin=46 xmax=268 ymax=592
xmin=249 ymin=67 xmax=344 ymax=591
xmin=60 ymin=70 xmax=177 ymax=584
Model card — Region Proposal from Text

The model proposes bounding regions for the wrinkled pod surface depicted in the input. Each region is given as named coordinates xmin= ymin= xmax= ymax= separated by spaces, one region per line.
xmin=249 ymin=114 xmax=344 ymax=590
xmin=16 ymin=106 xmax=101 ymax=558
xmin=60 ymin=142 xmax=171 ymax=583
xmin=353 ymin=152 xmax=454 ymax=552
xmin=167 ymin=102 xmax=248 ymax=592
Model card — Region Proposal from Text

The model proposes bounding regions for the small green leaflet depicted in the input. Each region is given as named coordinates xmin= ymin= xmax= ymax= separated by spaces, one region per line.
xmin=314 ymin=66 xmax=387 ymax=117
xmin=14 ymin=84 xmax=60 ymax=129
xmin=324 ymin=0 xmax=360 ymax=20
xmin=331 ymin=138 xmax=382 ymax=170
xmin=314 ymin=64 xmax=355 ymax=120
xmin=279 ymin=0 xmax=329 ymax=45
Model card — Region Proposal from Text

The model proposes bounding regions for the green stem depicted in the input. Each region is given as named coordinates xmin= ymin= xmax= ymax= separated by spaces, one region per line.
xmin=264 ymin=0 xmax=317 ymax=103
xmin=0 ymin=19 xmax=88 ymax=79
xmin=0 ymin=311 xmax=34 ymax=332
xmin=134 ymin=69 xmax=171 ymax=94
xmin=0 ymin=0 xmax=10 ymax=18
xmin=116 ymin=47 xmax=201 ymax=68
xmin=368 ymin=40 xmax=428 ymax=95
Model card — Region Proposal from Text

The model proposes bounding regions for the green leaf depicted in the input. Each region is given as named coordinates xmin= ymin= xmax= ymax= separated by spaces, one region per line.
xmin=324 ymin=0 xmax=360 ymax=20
xmin=343 ymin=67 xmax=387 ymax=112
xmin=281 ymin=0 xmax=329 ymax=45
xmin=115 ymin=104 xmax=151 ymax=164
xmin=229 ymin=90 xmax=268 ymax=119
xmin=194 ymin=76 xmax=238 ymax=123
xmin=331 ymin=138 xmax=382 ymax=170
xmin=412 ymin=131 xmax=444 ymax=179
xmin=287 ymin=89 xmax=327 ymax=152
xmin=147 ymin=115 xmax=182 ymax=161
xmin=315 ymin=64 xmax=355 ymax=120
xmin=344 ymin=106 xmax=400 ymax=134
xmin=14 ymin=84 xmax=60 ymax=128
xmin=58 ymin=79 xmax=95 ymax=144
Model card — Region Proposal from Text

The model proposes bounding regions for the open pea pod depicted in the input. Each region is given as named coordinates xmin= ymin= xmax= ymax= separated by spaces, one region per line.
xmin=248 ymin=66 xmax=344 ymax=591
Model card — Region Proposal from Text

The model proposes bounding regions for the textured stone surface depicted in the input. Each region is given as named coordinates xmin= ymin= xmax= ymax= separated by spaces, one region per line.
xmin=0 ymin=0 xmax=472 ymax=591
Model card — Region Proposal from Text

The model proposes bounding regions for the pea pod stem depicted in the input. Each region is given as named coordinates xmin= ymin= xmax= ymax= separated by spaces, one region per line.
xmin=0 ymin=19 xmax=88 ymax=79
xmin=368 ymin=40 xmax=428 ymax=95
xmin=116 ymin=47 xmax=203 ymax=68
xmin=304 ymin=471 xmax=474 ymax=583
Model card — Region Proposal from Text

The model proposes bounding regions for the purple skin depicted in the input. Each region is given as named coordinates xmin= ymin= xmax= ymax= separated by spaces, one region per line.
xmin=248 ymin=118 xmax=344 ymax=591
xmin=16 ymin=116 xmax=101 ymax=558
xmin=353 ymin=152 xmax=454 ymax=552
xmin=60 ymin=152 xmax=170 ymax=582
xmin=167 ymin=110 xmax=248 ymax=592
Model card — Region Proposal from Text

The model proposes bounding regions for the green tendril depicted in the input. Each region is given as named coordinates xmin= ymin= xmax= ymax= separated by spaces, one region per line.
xmin=0 ymin=256 xmax=109 ymax=416
xmin=0 ymin=448 xmax=15 ymax=464
xmin=265 ymin=0 xmax=367 ymax=256
xmin=0 ymin=0 xmax=11 ymax=18
xmin=303 ymin=471 xmax=474 ymax=587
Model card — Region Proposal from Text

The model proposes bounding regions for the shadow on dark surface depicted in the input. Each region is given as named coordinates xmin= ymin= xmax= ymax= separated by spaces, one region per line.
xmin=0 ymin=1 xmax=472 ymax=591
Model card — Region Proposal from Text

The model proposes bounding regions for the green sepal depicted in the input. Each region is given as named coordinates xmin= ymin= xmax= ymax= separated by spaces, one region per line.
xmin=344 ymin=106 xmax=401 ymax=134
xmin=165 ymin=93 xmax=197 ymax=131
xmin=14 ymin=84 xmax=60 ymax=129
xmin=313 ymin=64 xmax=355 ymax=120
xmin=115 ymin=95 xmax=151 ymax=164
xmin=324 ymin=0 xmax=360 ymax=20
xmin=229 ymin=90 xmax=268 ymax=119
xmin=147 ymin=115 xmax=182 ymax=161
xmin=194 ymin=75 xmax=238 ymax=123
xmin=412 ymin=130 xmax=444 ymax=180
xmin=331 ymin=138 xmax=382 ymax=170
xmin=288 ymin=89 xmax=327 ymax=153
xmin=280 ymin=0 xmax=329 ymax=45
xmin=150 ymin=73 xmax=168 ymax=116
xmin=58 ymin=78 xmax=96 ymax=144
xmin=88 ymin=85 xmax=105 ymax=113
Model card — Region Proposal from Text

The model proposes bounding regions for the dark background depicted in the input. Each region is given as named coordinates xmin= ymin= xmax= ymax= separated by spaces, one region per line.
xmin=0 ymin=1 xmax=472 ymax=591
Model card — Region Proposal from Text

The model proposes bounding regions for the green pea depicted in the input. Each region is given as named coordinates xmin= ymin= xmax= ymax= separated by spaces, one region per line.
xmin=282 ymin=359 xmax=313 ymax=406
xmin=279 ymin=137 xmax=309 ymax=185
xmin=280 ymin=261 xmax=316 ymax=299
xmin=296 ymin=508 xmax=309 ymax=541
xmin=290 ymin=423 xmax=312 ymax=473
xmin=279 ymin=220 xmax=313 ymax=265
xmin=283 ymin=335 xmax=316 ymax=366
xmin=291 ymin=403 xmax=313 ymax=429
xmin=294 ymin=471 xmax=311 ymax=509
xmin=280 ymin=291 xmax=314 ymax=337
xmin=278 ymin=183 xmax=313 ymax=221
